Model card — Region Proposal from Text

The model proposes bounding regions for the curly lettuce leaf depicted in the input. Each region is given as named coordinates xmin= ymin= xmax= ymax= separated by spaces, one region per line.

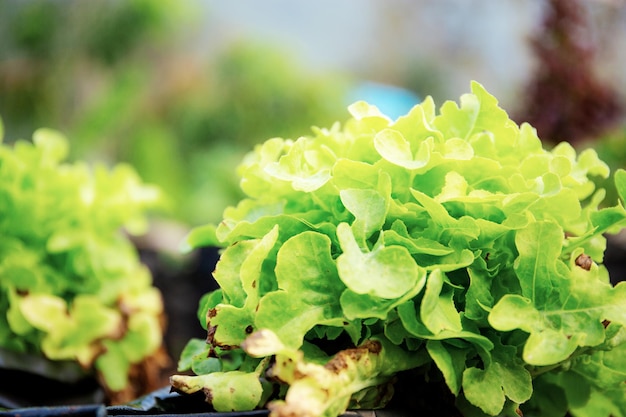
xmin=171 ymin=367 xmax=266 ymax=412
xmin=255 ymin=230 xmax=348 ymax=349
xmin=336 ymin=222 xmax=422 ymax=299
xmin=490 ymin=221 xmax=626 ymax=366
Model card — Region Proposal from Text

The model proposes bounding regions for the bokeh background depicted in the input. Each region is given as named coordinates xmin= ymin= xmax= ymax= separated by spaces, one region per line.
xmin=1 ymin=0 xmax=625 ymax=360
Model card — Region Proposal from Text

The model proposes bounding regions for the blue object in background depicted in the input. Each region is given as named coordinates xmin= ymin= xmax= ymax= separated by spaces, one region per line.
xmin=346 ymin=81 xmax=421 ymax=120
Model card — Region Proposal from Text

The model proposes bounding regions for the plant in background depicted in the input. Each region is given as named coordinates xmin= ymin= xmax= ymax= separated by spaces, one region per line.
xmin=172 ymin=82 xmax=626 ymax=417
xmin=0 ymin=118 xmax=168 ymax=404
xmin=0 ymin=0 xmax=351 ymax=226
xmin=66 ymin=42 xmax=351 ymax=226
xmin=594 ymin=128 xmax=626 ymax=209
xmin=514 ymin=0 xmax=623 ymax=145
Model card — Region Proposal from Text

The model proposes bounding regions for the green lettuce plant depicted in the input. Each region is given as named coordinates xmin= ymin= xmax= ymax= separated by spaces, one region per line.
xmin=0 ymin=119 xmax=166 ymax=399
xmin=172 ymin=82 xmax=626 ymax=417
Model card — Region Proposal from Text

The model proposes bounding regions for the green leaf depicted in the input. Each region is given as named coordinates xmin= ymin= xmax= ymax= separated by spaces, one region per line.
xmin=464 ymin=264 xmax=495 ymax=323
xmin=263 ymin=137 xmax=335 ymax=192
xmin=336 ymin=222 xmax=421 ymax=299
xmin=96 ymin=341 xmax=131 ymax=392
xmin=383 ymin=227 xmax=454 ymax=256
xmin=463 ymin=365 xmax=506 ymax=416
xmin=6 ymin=289 xmax=35 ymax=336
xmin=18 ymin=294 xmax=123 ymax=367
xmin=256 ymin=292 xmax=344 ymax=350
xmin=212 ymin=225 xmax=278 ymax=309
xmin=197 ymin=290 xmax=223 ymax=330
xmin=461 ymin=335 xmax=532 ymax=415
xmin=183 ymin=223 xmax=218 ymax=252
xmin=340 ymin=265 xmax=426 ymax=320
xmin=411 ymin=188 xmax=457 ymax=229
xmin=514 ymin=220 xmax=568 ymax=308
xmin=373 ymin=128 xmax=432 ymax=170
xmin=569 ymin=387 xmax=626 ymax=417
xmin=347 ymin=100 xmax=392 ymax=126
xmin=338 ymin=171 xmax=391 ymax=240
xmin=119 ymin=312 xmax=162 ymax=363
xmin=571 ymin=338 xmax=626 ymax=390
xmin=489 ymin=294 xmax=579 ymax=365
xmin=546 ymin=371 xmax=592 ymax=410
xmin=32 ymin=128 xmax=69 ymax=165
xmin=420 ymin=269 xmax=462 ymax=334
xmin=427 ymin=340 xmax=468 ymax=395
xmin=332 ymin=159 xmax=379 ymax=190
xmin=434 ymin=81 xmax=518 ymax=143
xmin=397 ymin=300 xmax=494 ymax=354
xmin=171 ymin=371 xmax=265 ymax=412
xmin=589 ymin=205 xmax=626 ymax=237
xmin=255 ymin=231 xmax=345 ymax=348
xmin=390 ymin=96 xmax=442 ymax=145
xmin=490 ymin=337 xmax=533 ymax=405
xmin=177 ymin=338 xmax=211 ymax=372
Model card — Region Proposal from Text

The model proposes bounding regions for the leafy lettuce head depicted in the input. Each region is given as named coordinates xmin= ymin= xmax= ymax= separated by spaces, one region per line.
xmin=175 ymin=81 xmax=626 ymax=417
xmin=0 ymin=124 xmax=166 ymax=402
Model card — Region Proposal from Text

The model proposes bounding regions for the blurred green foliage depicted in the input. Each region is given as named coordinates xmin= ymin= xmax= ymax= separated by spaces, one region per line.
xmin=0 ymin=0 xmax=351 ymax=226
xmin=591 ymin=128 xmax=626 ymax=207
xmin=0 ymin=125 xmax=166 ymax=396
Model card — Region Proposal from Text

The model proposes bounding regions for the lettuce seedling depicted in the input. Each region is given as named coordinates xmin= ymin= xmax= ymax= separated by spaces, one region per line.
xmin=173 ymin=82 xmax=626 ymax=417
xmin=0 ymin=122 xmax=166 ymax=399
